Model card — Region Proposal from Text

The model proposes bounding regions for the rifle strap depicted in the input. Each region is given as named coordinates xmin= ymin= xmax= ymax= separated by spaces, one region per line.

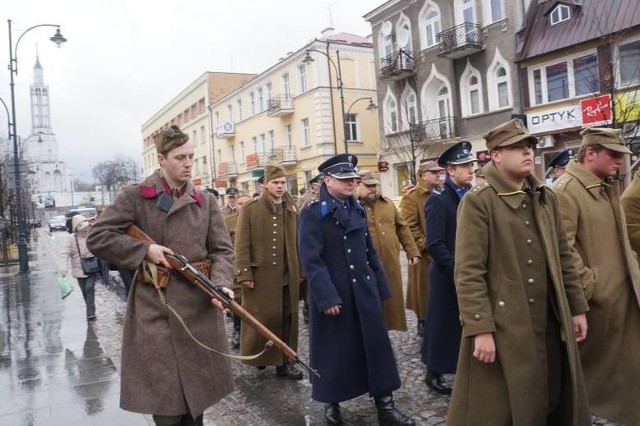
xmin=155 ymin=285 xmax=271 ymax=361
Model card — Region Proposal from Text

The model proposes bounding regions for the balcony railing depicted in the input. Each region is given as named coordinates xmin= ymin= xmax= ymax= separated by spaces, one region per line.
xmin=380 ymin=49 xmax=416 ymax=81
xmin=215 ymin=122 xmax=235 ymax=139
xmin=270 ymin=146 xmax=297 ymax=165
xmin=245 ymin=152 xmax=270 ymax=169
xmin=437 ymin=23 xmax=483 ymax=59
xmin=267 ymin=95 xmax=294 ymax=117
xmin=406 ymin=117 xmax=460 ymax=142
xmin=217 ymin=162 xmax=238 ymax=176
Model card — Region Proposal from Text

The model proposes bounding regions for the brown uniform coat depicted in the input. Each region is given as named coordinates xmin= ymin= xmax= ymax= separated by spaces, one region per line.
xmin=86 ymin=170 xmax=234 ymax=418
xmin=362 ymin=196 xmax=420 ymax=331
xmin=449 ymin=163 xmax=590 ymax=426
xmin=398 ymin=182 xmax=434 ymax=320
xmin=553 ymin=161 xmax=640 ymax=425
xmin=234 ymin=192 xmax=300 ymax=366
xmin=621 ymin=170 xmax=640 ymax=256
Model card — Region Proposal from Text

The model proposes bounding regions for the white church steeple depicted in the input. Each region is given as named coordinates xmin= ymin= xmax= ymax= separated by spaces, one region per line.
xmin=30 ymin=54 xmax=52 ymax=135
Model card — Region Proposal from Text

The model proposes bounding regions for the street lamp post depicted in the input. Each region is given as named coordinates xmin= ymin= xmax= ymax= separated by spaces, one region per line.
xmin=206 ymin=103 xmax=217 ymax=186
xmin=7 ymin=19 xmax=67 ymax=273
xmin=302 ymin=48 xmax=350 ymax=153
xmin=345 ymin=97 xmax=377 ymax=146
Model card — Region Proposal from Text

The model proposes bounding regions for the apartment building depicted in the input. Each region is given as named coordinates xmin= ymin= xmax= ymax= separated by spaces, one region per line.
xmin=516 ymin=0 xmax=640 ymax=181
xmin=207 ymin=28 xmax=379 ymax=197
xmin=365 ymin=0 xmax=528 ymax=195
xmin=141 ymin=72 xmax=256 ymax=184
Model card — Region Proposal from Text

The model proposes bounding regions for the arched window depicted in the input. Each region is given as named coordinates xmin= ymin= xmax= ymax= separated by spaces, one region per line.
xmin=487 ymin=50 xmax=512 ymax=111
xmin=397 ymin=17 xmax=412 ymax=52
xmin=425 ymin=7 xmax=441 ymax=47
xmin=401 ymin=84 xmax=418 ymax=130
xmin=460 ymin=61 xmax=484 ymax=116
xmin=384 ymin=90 xmax=399 ymax=134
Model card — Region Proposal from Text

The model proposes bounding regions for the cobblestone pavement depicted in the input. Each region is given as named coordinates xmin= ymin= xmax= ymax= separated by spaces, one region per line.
xmin=46 ymin=232 xmax=621 ymax=426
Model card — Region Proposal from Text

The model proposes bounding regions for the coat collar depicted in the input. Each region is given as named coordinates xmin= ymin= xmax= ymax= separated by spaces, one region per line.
xmin=318 ymin=183 xmax=365 ymax=228
xmin=140 ymin=170 xmax=202 ymax=207
xmin=565 ymin=161 xmax=610 ymax=200
xmin=257 ymin=191 xmax=298 ymax=214
xmin=484 ymin=162 xmax=548 ymax=209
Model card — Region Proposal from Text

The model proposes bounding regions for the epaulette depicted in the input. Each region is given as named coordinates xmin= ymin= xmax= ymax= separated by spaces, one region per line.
xmin=469 ymin=183 xmax=492 ymax=195
xmin=319 ymin=200 xmax=329 ymax=218
xmin=381 ymin=195 xmax=394 ymax=204
xmin=551 ymin=174 xmax=573 ymax=192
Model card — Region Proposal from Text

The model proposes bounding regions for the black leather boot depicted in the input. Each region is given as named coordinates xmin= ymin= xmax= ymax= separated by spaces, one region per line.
xmin=276 ymin=359 xmax=303 ymax=380
xmin=374 ymin=395 xmax=415 ymax=426
xmin=425 ymin=371 xmax=452 ymax=395
xmin=324 ymin=403 xmax=343 ymax=425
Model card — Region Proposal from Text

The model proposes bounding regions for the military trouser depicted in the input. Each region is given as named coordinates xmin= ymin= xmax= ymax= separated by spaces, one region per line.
xmin=152 ymin=414 xmax=203 ymax=426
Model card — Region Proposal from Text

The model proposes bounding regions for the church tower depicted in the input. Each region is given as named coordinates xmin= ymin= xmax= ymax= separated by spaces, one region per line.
xmin=30 ymin=56 xmax=52 ymax=134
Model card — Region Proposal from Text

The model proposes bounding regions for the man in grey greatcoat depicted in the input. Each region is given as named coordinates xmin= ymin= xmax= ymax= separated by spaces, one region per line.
xmin=87 ymin=125 xmax=235 ymax=426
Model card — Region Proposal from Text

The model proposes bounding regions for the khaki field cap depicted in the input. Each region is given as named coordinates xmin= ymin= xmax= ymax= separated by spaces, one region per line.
xmin=264 ymin=164 xmax=286 ymax=182
xmin=358 ymin=169 xmax=380 ymax=185
xmin=154 ymin=125 xmax=189 ymax=154
xmin=580 ymin=127 xmax=632 ymax=154
xmin=418 ymin=160 xmax=444 ymax=174
xmin=484 ymin=118 xmax=538 ymax=150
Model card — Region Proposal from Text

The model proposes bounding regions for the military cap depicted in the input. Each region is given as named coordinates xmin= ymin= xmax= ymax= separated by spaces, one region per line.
xmin=358 ymin=169 xmax=380 ymax=185
xmin=264 ymin=164 xmax=286 ymax=182
xmin=438 ymin=141 xmax=476 ymax=167
xmin=226 ymin=187 xmax=238 ymax=197
xmin=154 ymin=125 xmax=189 ymax=154
xmin=484 ymin=118 xmax=538 ymax=151
xmin=205 ymin=188 xmax=220 ymax=199
xmin=548 ymin=148 xmax=576 ymax=169
xmin=418 ymin=160 xmax=444 ymax=174
xmin=318 ymin=153 xmax=359 ymax=179
xmin=309 ymin=173 xmax=323 ymax=184
xmin=257 ymin=174 xmax=265 ymax=185
xmin=580 ymin=127 xmax=631 ymax=154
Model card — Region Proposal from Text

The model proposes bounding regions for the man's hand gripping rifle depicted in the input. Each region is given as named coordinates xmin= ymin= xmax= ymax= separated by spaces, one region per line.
xmin=126 ymin=225 xmax=319 ymax=378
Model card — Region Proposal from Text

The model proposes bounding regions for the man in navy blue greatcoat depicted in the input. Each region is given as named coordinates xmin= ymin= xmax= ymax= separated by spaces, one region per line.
xmin=298 ymin=154 xmax=414 ymax=426
xmin=421 ymin=141 xmax=475 ymax=395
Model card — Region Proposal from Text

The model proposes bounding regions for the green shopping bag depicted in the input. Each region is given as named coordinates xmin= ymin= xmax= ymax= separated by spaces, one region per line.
xmin=57 ymin=275 xmax=74 ymax=299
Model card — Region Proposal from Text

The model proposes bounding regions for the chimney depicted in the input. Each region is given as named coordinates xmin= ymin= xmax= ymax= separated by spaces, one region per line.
xmin=321 ymin=27 xmax=335 ymax=38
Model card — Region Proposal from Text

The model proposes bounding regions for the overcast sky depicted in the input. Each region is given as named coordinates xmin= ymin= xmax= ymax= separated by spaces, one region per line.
xmin=2 ymin=0 xmax=382 ymax=183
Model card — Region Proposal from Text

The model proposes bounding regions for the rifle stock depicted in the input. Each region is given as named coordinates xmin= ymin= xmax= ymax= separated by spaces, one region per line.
xmin=125 ymin=224 xmax=319 ymax=378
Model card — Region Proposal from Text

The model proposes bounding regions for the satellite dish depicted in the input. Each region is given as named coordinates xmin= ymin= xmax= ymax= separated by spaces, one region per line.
xmin=381 ymin=21 xmax=392 ymax=36
xmin=397 ymin=27 xmax=410 ymax=48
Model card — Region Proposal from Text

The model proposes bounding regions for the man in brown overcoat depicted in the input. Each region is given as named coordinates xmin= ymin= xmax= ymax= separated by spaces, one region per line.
xmin=356 ymin=170 xmax=420 ymax=331
xmin=398 ymin=161 xmax=442 ymax=336
xmin=87 ymin=125 xmax=235 ymax=426
xmin=235 ymin=164 xmax=302 ymax=379
xmin=621 ymin=170 xmax=640 ymax=256
xmin=553 ymin=127 xmax=640 ymax=425
xmin=450 ymin=119 xmax=591 ymax=425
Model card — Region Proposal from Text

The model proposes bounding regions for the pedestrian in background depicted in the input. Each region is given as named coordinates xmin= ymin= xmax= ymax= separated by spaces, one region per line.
xmin=449 ymin=118 xmax=590 ymax=425
xmin=87 ymin=125 xmax=235 ymax=426
xmin=355 ymin=169 xmax=420 ymax=331
xmin=553 ymin=127 xmax=640 ymax=425
xmin=60 ymin=213 xmax=99 ymax=321
xmin=398 ymin=161 xmax=443 ymax=336
xmin=235 ymin=164 xmax=302 ymax=380
xmin=422 ymin=142 xmax=475 ymax=395
xmin=298 ymin=154 xmax=414 ymax=426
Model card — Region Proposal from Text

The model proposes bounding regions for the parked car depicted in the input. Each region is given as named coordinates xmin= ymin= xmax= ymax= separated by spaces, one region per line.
xmin=29 ymin=218 xmax=42 ymax=228
xmin=48 ymin=215 xmax=67 ymax=232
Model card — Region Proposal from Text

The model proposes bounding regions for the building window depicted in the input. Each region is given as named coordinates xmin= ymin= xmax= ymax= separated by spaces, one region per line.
xmin=424 ymin=5 xmax=441 ymax=48
xmin=239 ymin=141 xmax=245 ymax=163
xmin=619 ymin=39 xmax=640 ymax=87
xmin=461 ymin=63 xmax=484 ymax=116
xmin=461 ymin=0 xmax=475 ymax=23
xmin=214 ymin=111 xmax=220 ymax=126
xmin=250 ymin=92 xmax=256 ymax=115
xmin=298 ymin=65 xmax=307 ymax=94
xmin=383 ymin=33 xmax=393 ymax=57
xmin=301 ymin=118 xmax=310 ymax=147
xmin=486 ymin=0 xmax=504 ymax=23
xmin=345 ymin=114 xmax=358 ymax=141
xmin=200 ymin=125 xmax=206 ymax=144
xmin=407 ymin=93 xmax=417 ymax=125
xmin=251 ymin=136 xmax=258 ymax=153
xmin=488 ymin=55 xmax=512 ymax=111
xmin=529 ymin=52 xmax=598 ymax=105
xmin=227 ymin=104 xmax=233 ymax=122
xmin=266 ymin=83 xmax=273 ymax=107
xmin=237 ymin=99 xmax=243 ymax=121
xmin=285 ymin=124 xmax=293 ymax=148
xmin=282 ymin=73 xmax=291 ymax=98
xmin=385 ymin=95 xmax=398 ymax=134
xmin=259 ymin=133 xmax=266 ymax=154
xmin=268 ymin=130 xmax=275 ymax=151
xmin=550 ymin=4 xmax=570 ymax=25
xmin=397 ymin=18 xmax=412 ymax=51
xmin=257 ymin=88 xmax=264 ymax=113
xmin=230 ymin=145 xmax=236 ymax=163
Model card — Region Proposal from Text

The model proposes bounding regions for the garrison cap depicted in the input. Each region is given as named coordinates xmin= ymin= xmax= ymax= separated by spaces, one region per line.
xmin=318 ymin=153 xmax=359 ymax=179
xmin=438 ymin=141 xmax=475 ymax=167
xmin=418 ymin=160 xmax=444 ymax=174
xmin=548 ymin=148 xmax=575 ymax=169
xmin=264 ymin=164 xmax=286 ymax=182
xmin=154 ymin=125 xmax=189 ymax=154
xmin=580 ymin=127 xmax=631 ymax=154
xmin=484 ymin=118 xmax=538 ymax=150
xmin=226 ymin=187 xmax=238 ymax=197
xmin=205 ymin=188 xmax=220 ymax=199
xmin=358 ymin=169 xmax=380 ymax=185
xmin=257 ymin=174 xmax=265 ymax=185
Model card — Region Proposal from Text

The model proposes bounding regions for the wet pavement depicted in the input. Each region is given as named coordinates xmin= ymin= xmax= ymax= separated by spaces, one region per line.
xmin=0 ymin=229 xmax=623 ymax=425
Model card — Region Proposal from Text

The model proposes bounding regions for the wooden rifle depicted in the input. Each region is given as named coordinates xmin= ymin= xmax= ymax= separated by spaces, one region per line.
xmin=126 ymin=224 xmax=319 ymax=378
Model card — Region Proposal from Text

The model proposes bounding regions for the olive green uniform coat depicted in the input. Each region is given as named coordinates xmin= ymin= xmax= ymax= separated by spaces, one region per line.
xmin=86 ymin=170 xmax=234 ymax=418
xmin=621 ymin=170 xmax=640 ymax=256
xmin=234 ymin=192 xmax=300 ymax=366
xmin=362 ymin=196 xmax=420 ymax=331
xmin=398 ymin=182 xmax=435 ymax=321
xmin=553 ymin=161 xmax=640 ymax=425
xmin=449 ymin=163 xmax=590 ymax=426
